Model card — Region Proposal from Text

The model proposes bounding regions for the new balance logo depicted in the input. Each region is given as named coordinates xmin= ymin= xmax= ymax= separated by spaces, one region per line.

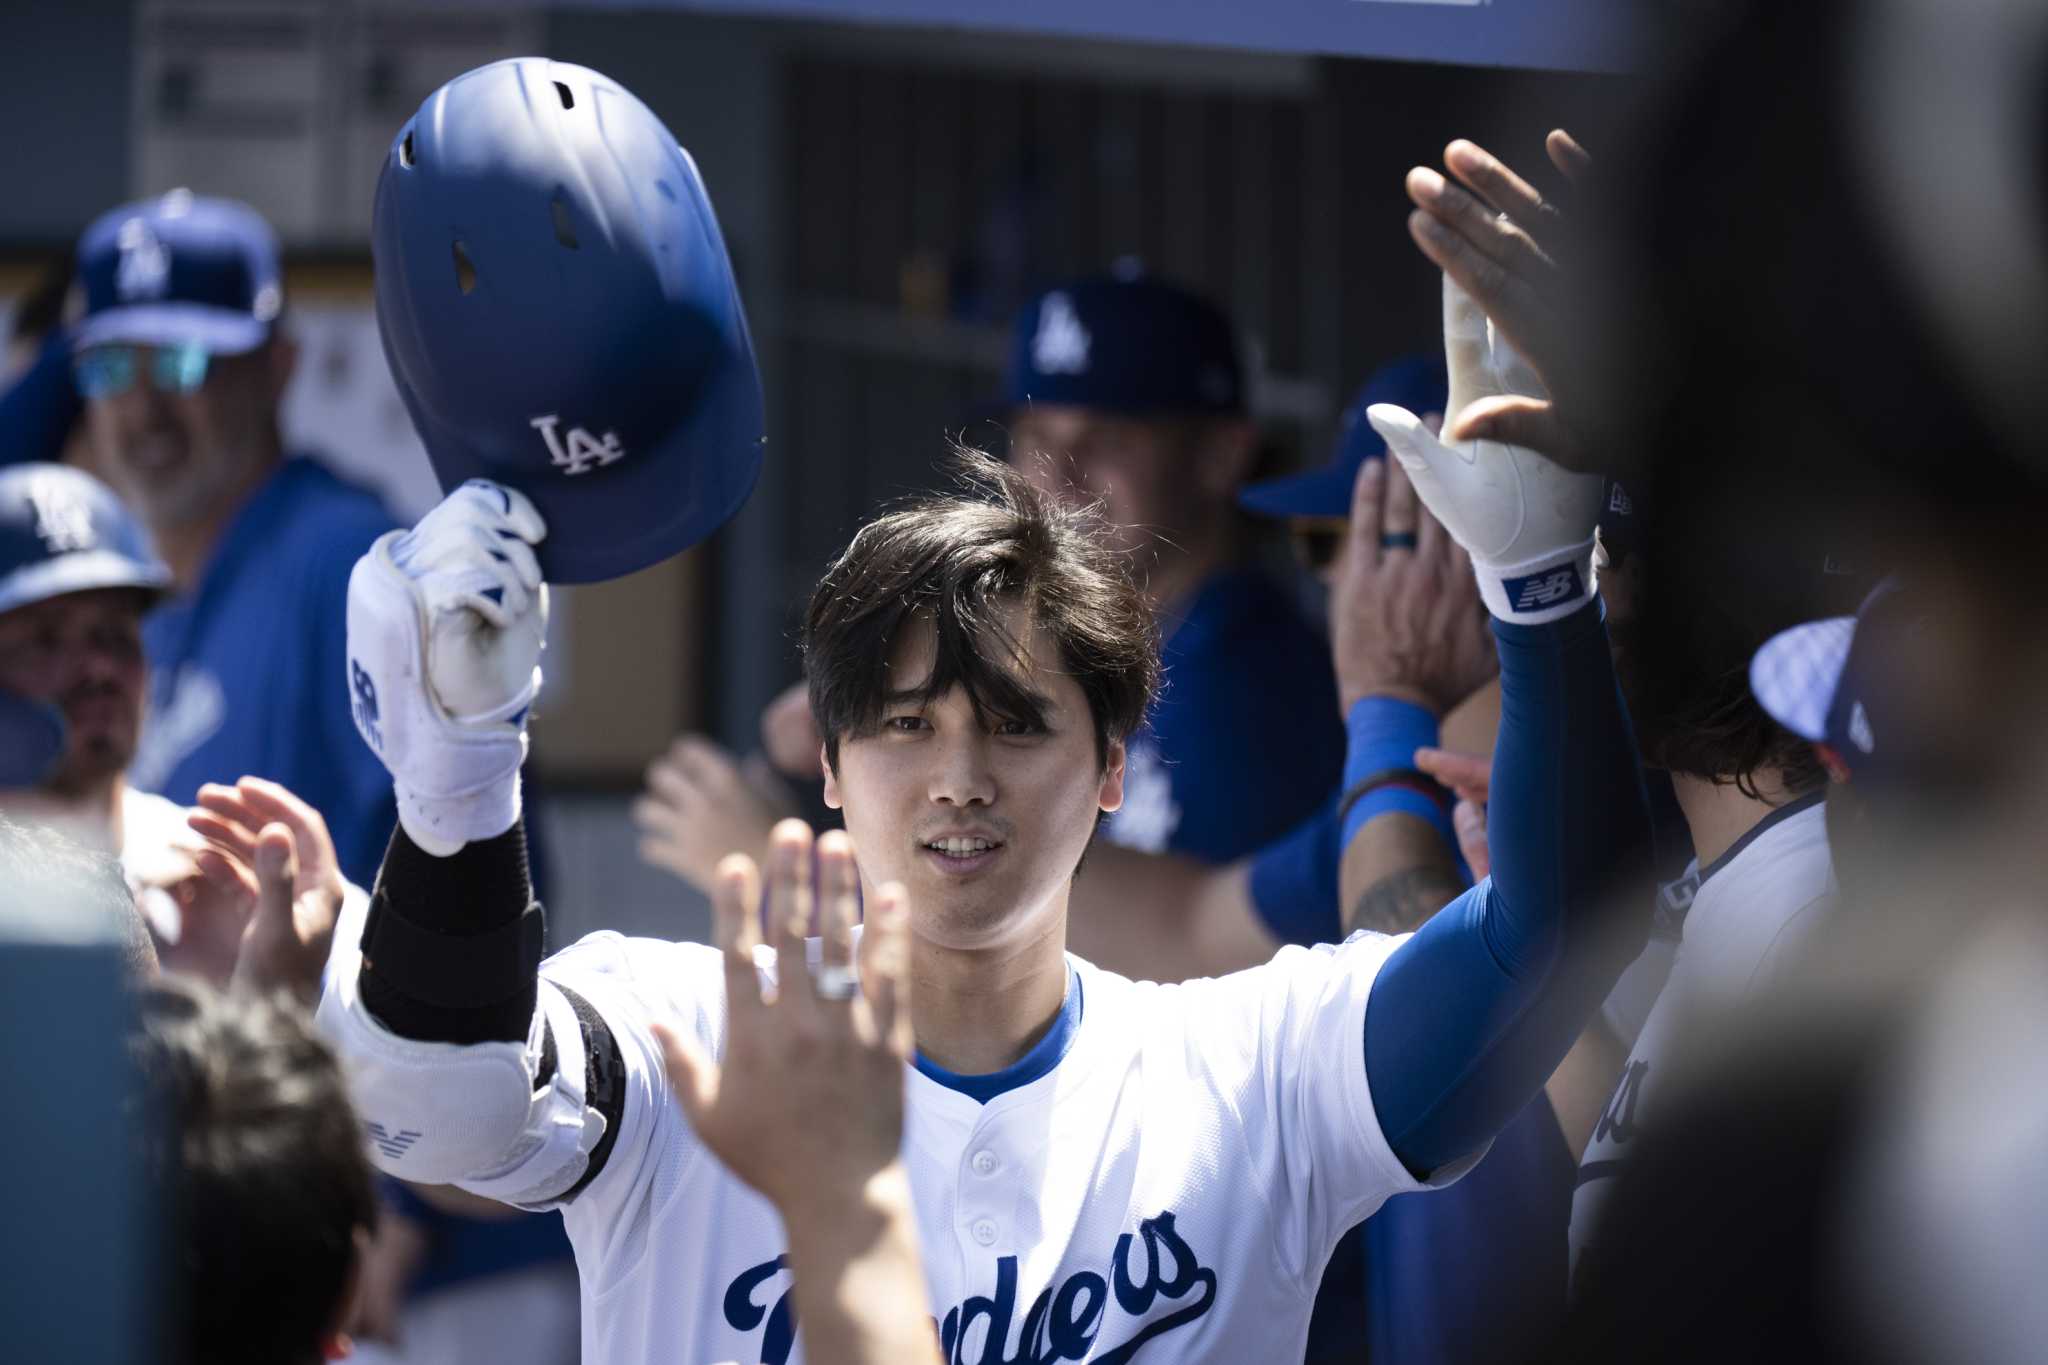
xmin=1031 ymin=292 xmax=1091 ymax=375
xmin=531 ymin=414 xmax=626 ymax=475
xmin=1505 ymin=565 xmax=1584 ymax=612
xmin=350 ymin=659 xmax=382 ymax=752
xmin=365 ymin=1122 xmax=421 ymax=1161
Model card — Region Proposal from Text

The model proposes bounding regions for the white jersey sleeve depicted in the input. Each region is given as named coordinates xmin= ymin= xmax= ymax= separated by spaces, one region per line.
xmin=1153 ymin=929 xmax=1482 ymax=1292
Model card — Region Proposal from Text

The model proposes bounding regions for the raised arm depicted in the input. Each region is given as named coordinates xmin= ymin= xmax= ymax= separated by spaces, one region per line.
xmin=1345 ymin=278 xmax=1651 ymax=1178
xmin=314 ymin=484 xmax=623 ymax=1205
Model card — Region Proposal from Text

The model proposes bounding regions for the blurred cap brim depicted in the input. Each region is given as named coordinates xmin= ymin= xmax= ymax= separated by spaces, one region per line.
xmin=74 ymin=303 xmax=269 ymax=356
xmin=1750 ymin=616 xmax=1856 ymax=741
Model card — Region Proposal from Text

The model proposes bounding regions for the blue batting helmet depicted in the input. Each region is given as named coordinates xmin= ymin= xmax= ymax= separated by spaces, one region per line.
xmin=371 ymin=58 xmax=765 ymax=583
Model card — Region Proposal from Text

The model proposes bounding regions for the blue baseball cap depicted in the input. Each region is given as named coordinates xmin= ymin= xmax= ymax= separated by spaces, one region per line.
xmin=73 ymin=190 xmax=283 ymax=356
xmin=1005 ymin=268 xmax=1242 ymax=417
xmin=1750 ymin=578 xmax=1917 ymax=780
xmin=0 ymin=463 xmax=171 ymax=618
xmin=1238 ymin=355 xmax=1447 ymax=520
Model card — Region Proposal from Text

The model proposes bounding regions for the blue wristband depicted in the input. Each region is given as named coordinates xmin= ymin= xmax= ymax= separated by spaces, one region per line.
xmin=1340 ymin=697 xmax=1448 ymax=851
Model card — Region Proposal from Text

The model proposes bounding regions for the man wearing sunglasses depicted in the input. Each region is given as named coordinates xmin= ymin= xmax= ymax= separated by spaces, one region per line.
xmin=65 ymin=191 xmax=399 ymax=889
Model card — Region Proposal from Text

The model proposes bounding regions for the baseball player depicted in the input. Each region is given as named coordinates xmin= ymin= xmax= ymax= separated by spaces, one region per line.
xmin=319 ymin=273 xmax=1650 ymax=1365
xmin=0 ymin=462 xmax=248 ymax=971
xmin=65 ymin=191 xmax=401 ymax=889
xmin=1005 ymin=270 xmax=1345 ymax=865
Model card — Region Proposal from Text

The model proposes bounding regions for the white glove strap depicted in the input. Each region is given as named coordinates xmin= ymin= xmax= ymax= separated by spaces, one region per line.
xmin=347 ymin=534 xmax=530 ymax=856
xmin=1473 ymin=534 xmax=1599 ymax=626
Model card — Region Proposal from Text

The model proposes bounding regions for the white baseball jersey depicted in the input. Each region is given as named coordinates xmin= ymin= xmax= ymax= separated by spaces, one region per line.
xmin=513 ymin=926 xmax=1471 ymax=1365
xmin=1570 ymin=793 xmax=1835 ymax=1283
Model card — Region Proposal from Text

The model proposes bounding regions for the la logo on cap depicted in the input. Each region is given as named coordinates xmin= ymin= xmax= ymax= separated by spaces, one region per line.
xmin=115 ymin=217 xmax=170 ymax=302
xmin=27 ymin=477 xmax=94 ymax=555
xmin=1032 ymin=292 xmax=1091 ymax=375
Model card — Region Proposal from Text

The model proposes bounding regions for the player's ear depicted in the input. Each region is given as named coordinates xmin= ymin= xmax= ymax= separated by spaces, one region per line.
xmin=1096 ymin=738 xmax=1126 ymax=814
xmin=821 ymin=742 xmax=842 ymax=809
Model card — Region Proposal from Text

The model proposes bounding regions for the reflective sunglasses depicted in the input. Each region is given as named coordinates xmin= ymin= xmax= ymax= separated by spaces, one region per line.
xmin=73 ymin=342 xmax=213 ymax=400
xmin=1288 ymin=517 xmax=1351 ymax=573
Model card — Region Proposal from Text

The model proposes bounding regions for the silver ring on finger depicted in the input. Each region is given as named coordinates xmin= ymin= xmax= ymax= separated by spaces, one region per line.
xmin=812 ymin=963 xmax=859 ymax=1002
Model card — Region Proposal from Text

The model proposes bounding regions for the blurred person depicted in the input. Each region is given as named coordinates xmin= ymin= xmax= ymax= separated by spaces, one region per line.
xmin=67 ymin=190 xmax=398 ymax=888
xmin=1403 ymin=2 xmax=2048 ymax=1353
xmin=1379 ymin=137 xmax=1880 ymax=1287
xmin=0 ymin=461 xmax=252 ymax=981
xmin=319 ymin=390 xmax=1650 ymax=1365
xmin=2 ymin=255 xmax=92 ymax=472
xmin=1004 ymin=267 xmax=1345 ymax=862
xmin=131 ymin=974 xmax=377 ymax=1365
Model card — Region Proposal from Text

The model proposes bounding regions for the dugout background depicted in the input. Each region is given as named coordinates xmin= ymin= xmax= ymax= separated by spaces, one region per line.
xmin=0 ymin=3 xmax=1626 ymax=941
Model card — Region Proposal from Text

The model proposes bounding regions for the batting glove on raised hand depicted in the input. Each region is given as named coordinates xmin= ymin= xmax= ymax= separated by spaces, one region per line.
xmin=1367 ymin=276 xmax=1604 ymax=625
xmin=346 ymin=480 xmax=547 ymax=855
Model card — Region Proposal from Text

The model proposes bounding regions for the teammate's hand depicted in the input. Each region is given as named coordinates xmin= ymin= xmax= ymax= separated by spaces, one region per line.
xmin=1330 ymin=454 xmax=1496 ymax=714
xmin=652 ymin=822 xmax=914 ymax=1223
xmin=1367 ymin=277 xmax=1605 ymax=625
xmin=188 ymin=776 xmax=348 ymax=1002
xmin=634 ymin=734 xmax=799 ymax=895
xmin=346 ymin=480 xmax=547 ymax=855
xmin=760 ymin=680 xmax=824 ymax=782
xmin=1414 ymin=746 xmax=1492 ymax=880
xmin=1404 ymin=130 xmax=1595 ymax=470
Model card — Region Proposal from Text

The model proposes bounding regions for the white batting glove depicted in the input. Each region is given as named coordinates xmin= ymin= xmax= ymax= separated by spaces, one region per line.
xmin=346 ymin=481 xmax=548 ymax=855
xmin=1367 ymin=277 xmax=1605 ymax=625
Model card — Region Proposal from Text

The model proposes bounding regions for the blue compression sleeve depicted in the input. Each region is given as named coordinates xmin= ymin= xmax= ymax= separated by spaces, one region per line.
xmin=1361 ymin=599 xmax=1650 ymax=1177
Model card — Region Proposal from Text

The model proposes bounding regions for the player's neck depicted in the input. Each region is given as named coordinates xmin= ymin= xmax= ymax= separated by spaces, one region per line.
xmin=907 ymin=911 xmax=1070 ymax=1075
xmin=0 ymin=777 xmax=125 ymax=854
xmin=1669 ymin=768 xmax=1800 ymax=872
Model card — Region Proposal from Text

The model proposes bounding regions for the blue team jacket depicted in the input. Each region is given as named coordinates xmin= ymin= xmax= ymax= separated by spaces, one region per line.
xmin=132 ymin=457 xmax=398 ymax=888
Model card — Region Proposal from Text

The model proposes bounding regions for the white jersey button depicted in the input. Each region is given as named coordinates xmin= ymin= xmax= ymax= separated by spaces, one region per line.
xmin=970 ymin=1149 xmax=999 ymax=1177
xmin=970 ymin=1218 xmax=998 ymax=1246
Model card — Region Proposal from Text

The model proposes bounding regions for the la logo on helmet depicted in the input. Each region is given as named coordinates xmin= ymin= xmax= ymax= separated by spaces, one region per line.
xmin=530 ymin=414 xmax=627 ymax=476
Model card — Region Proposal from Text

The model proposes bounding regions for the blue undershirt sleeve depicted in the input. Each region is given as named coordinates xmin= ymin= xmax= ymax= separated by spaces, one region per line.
xmin=1359 ymin=599 xmax=1651 ymax=1177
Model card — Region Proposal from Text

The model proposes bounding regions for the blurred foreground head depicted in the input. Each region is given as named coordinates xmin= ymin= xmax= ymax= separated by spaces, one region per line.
xmin=1592 ymin=0 xmax=2048 ymax=842
xmin=132 ymin=977 xmax=375 ymax=1365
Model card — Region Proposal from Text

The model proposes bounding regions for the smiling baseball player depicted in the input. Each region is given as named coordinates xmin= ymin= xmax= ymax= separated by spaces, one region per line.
xmin=317 ymin=318 xmax=1650 ymax=1365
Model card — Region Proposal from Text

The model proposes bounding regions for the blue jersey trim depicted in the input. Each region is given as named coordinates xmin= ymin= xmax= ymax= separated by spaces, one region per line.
xmin=914 ymin=967 xmax=1082 ymax=1103
xmin=1695 ymin=789 xmax=1826 ymax=888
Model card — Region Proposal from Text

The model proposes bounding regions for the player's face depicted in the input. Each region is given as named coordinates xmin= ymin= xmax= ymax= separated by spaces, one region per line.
xmin=823 ymin=602 xmax=1126 ymax=952
xmin=83 ymin=340 xmax=290 ymax=531
xmin=1011 ymin=406 xmax=1213 ymax=558
xmin=0 ymin=588 xmax=148 ymax=796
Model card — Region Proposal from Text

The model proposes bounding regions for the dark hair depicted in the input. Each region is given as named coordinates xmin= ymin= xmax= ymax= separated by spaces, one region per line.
xmin=1628 ymin=595 xmax=1828 ymax=800
xmin=804 ymin=448 xmax=1159 ymax=772
xmin=0 ymin=813 xmax=158 ymax=979
xmin=132 ymin=977 xmax=376 ymax=1365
